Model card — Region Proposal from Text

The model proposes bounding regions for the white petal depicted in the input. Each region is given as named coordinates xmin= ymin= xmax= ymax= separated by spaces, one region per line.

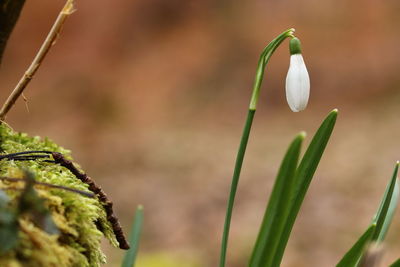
xmin=285 ymin=54 xmax=310 ymax=112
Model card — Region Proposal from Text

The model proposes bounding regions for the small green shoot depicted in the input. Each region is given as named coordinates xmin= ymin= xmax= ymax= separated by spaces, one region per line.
xmin=122 ymin=205 xmax=144 ymax=267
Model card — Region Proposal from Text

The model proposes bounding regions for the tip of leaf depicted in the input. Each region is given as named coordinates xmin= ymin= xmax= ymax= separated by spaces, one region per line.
xmin=396 ymin=161 xmax=399 ymax=166
xmin=137 ymin=205 xmax=144 ymax=211
xmin=298 ymin=131 xmax=306 ymax=139
xmin=326 ymin=109 xmax=338 ymax=121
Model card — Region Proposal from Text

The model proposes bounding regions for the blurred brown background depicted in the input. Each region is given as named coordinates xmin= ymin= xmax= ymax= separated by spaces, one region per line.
xmin=1 ymin=0 xmax=400 ymax=266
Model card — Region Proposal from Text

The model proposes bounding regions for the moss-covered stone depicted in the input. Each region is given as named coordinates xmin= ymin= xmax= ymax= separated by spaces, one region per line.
xmin=0 ymin=124 xmax=118 ymax=266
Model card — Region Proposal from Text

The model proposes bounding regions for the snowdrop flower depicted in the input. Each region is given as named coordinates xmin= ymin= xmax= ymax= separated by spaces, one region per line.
xmin=285 ymin=37 xmax=310 ymax=112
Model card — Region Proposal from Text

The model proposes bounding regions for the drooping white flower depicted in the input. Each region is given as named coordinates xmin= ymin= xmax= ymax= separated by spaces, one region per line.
xmin=285 ymin=38 xmax=310 ymax=112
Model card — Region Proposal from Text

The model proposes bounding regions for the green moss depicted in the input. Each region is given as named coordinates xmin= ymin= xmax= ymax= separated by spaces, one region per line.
xmin=0 ymin=124 xmax=118 ymax=266
xmin=136 ymin=252 xmax=202 ymax=267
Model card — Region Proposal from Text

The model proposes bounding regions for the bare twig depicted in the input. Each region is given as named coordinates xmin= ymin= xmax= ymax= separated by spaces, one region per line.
xmin=22 ymin=93 xmax=30 ymax=113
xmin=0 ymin=176 xmax=95 ymax=198
xmin=0 ymin=0 xmax=75 ymax=121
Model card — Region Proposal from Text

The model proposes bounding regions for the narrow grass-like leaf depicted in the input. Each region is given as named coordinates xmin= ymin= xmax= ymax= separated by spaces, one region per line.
xmin=249 ymin=132 xmax=304 ymax=267
xmin=121 ymin=205 xmax=144 ymax=267
xmin=336 ymin=162 xmax=399 ymax=267
xmin=371 ymin=162 xmax=399 ymax=242
xmin=378 ymin=179 xmax=399 ymax=242
xmin=270 ymin=109 xmax=338 ymax=266
xmin=336 ymin=224 xmax=376 ymax=267
xmin=389 ymin=258 xmax=400 ymax=267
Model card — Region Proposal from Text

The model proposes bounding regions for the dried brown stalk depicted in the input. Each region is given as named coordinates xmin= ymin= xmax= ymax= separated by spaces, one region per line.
xmin=0 ymin=0 xmax=75 ymax=121
xmin=51 ymin=152 xmax=130 ymax=250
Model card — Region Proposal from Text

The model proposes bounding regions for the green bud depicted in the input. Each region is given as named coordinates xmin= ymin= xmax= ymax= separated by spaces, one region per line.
xmin=289 ymin=37 xmax=302 ymax=55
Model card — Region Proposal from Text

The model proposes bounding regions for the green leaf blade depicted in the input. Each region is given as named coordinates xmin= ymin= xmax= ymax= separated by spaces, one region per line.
xmin=121 ymin=205 xmax=144 ymax=267
xmin=249 ymin=132 xmax=304 ymax=267
xmin=389 ymin=258 xmax=400 ymax=267
xmin=271 ymin=109 xmax=338 ymax=266
xmin=336 ymin=224 xmax=376 ymax=267
xmin=372 ymin=162 xmax=399 ymax=242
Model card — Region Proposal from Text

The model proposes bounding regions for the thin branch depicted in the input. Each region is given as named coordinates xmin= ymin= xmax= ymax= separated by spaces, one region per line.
xmin=0 ymin=0 xmax=75 ymax=121
xmin=0 ymin=176 xmax=95 ymax=198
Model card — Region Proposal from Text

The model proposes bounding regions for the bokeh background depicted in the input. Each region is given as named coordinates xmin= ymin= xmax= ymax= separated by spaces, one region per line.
xmin=1 ymin=0 xmax=400 ymax=266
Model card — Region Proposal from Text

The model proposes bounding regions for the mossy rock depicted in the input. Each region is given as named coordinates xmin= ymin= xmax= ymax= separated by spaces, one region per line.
xmin=0 ymin=124 xmax=118 ymax=266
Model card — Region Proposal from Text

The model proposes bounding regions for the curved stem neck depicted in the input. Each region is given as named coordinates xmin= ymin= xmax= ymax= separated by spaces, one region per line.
xmin=249 ymin=28 xmax=294 ymax=110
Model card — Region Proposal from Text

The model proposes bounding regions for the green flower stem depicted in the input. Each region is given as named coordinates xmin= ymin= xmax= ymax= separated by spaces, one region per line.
xmin=219 ymin=28 xmax=295 ymax=267
xmin=249 ymin=28 xmax=295 ymax=111
xmin=219 ymin=109 xmax=254 ymax=267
